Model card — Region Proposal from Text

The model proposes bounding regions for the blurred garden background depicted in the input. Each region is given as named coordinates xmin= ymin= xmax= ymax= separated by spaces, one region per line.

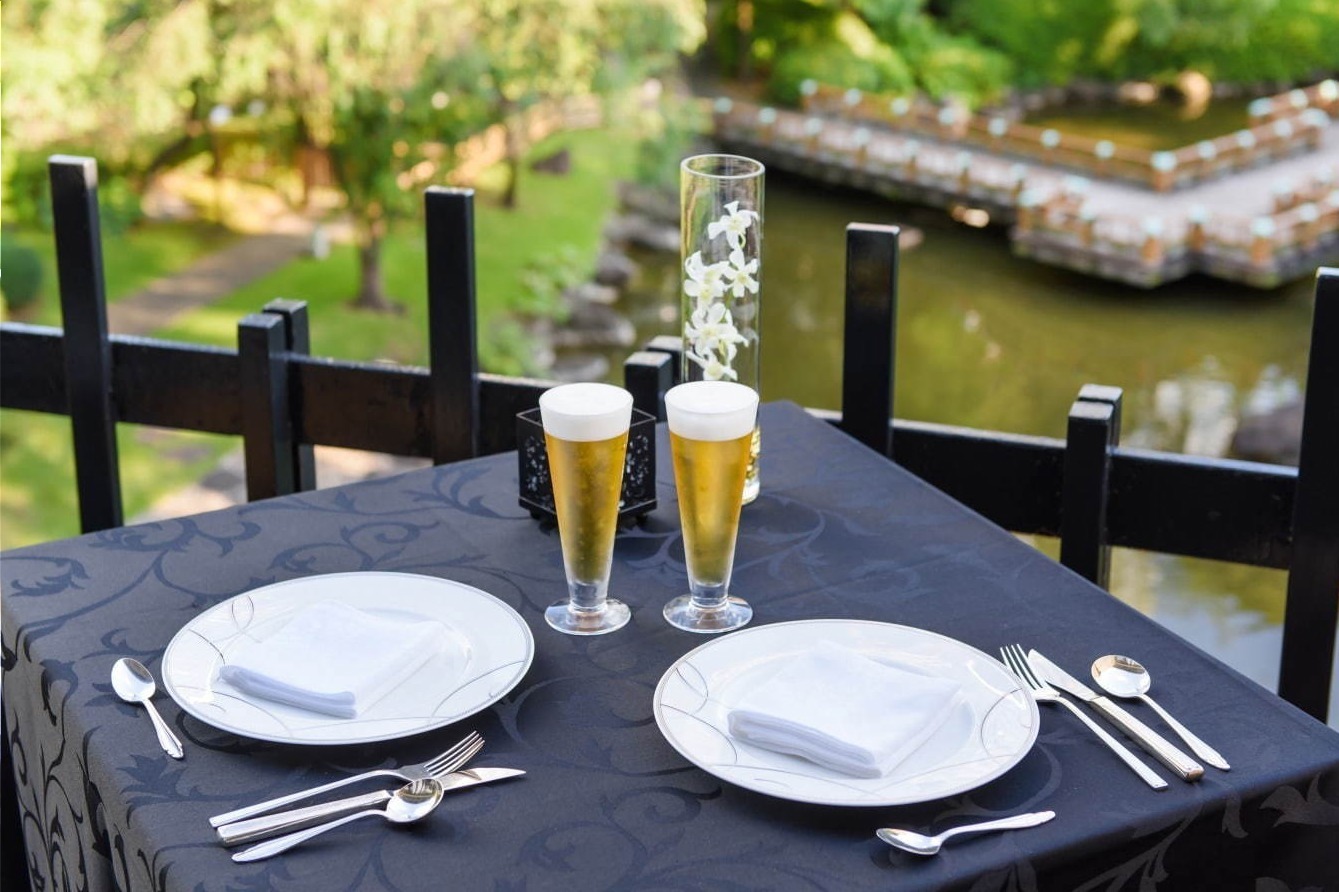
xmin=4 ymin=0 xmax=1338 ymax=716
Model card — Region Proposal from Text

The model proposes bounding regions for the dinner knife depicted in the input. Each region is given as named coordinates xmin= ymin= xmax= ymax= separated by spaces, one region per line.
xmin=1028 ymin=650 xmax=1204 ymax=782
xmin=215 ymin=767 xmax=525 ymax=845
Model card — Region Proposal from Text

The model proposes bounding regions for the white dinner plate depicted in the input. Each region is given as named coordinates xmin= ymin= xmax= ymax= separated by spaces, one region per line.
xmin=162 ymin=571 xmax=534 ymax=745
xmin=653 ymin=619 xmax=1039 ymax=806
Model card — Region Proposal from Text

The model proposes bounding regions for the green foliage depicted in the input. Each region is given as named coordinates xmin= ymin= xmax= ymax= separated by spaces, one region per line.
xmin=516 ymin=246 xmax=585 ymax=321
xmin=632 ymin=98 xmax=708 ymax=191
xmin=1 ymin=238 xmax=45 ymax=312
xmin=752 ymin=0 xmax=1009 ymax=107
xmin=3 ymin=151 xmax=144 ymax=235
xmin=950 ymin=0 xmax=1339 ymax=86
xmin=770 ymin=11 xmax=916 ymax=105
xmin=3 ymin=153 xmax=54 ymax=230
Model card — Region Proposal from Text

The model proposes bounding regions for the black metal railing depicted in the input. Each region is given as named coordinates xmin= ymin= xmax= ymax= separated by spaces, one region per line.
xmin=2 ymin=157 xmax=1335 ymax=725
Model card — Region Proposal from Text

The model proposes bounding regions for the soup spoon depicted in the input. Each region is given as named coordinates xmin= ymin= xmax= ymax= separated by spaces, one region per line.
xmin=233 ymin=779 xmax=444 ymax=862
xmin=1091 ymin=655 xmax=1230 ymax=771
xmin=877 ymin=811 xmax=1055 ymax=856
xmin=111 ymin=658 xmax=183 ymax=759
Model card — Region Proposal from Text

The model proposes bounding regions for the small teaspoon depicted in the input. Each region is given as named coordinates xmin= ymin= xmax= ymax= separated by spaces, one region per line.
xmin=111 ymin=658 xmax=183 ymax=760
xmin=1091 ymin=655 xmax=1229 ymax=771
xmin=877 ymin=811 xmax=1055 ymax=856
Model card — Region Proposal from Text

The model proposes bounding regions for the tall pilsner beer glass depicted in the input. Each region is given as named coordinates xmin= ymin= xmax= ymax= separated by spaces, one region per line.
xmin=540 ymin=383 xmax=633 ymax=635
xmin=663 ymin=381 xmax=759 ymax=633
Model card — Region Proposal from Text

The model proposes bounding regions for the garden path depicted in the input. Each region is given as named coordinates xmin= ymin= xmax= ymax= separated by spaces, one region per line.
xmin=108 ymin=232 xmax=312 ymax=335
xmin=115 ymin=217 xmax=425 ymax=524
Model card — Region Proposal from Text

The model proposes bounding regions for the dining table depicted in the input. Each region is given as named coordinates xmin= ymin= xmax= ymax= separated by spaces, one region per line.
xmin=3 ymin=401 xmax=1338 ymax=892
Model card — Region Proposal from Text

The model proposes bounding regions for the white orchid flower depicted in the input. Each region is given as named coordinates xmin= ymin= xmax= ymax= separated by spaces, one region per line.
xmin=724 ymin=248 xmax=759 ymax=298
xmin=684 ymin=303 xmax=746 ymax=357
xmin=686 ymin=349 xmax=739 ymax=381
xmin=683 ymin=251 xmax=730 ymax=302
xmin=706 ymin=201 xmax=758 ymax=249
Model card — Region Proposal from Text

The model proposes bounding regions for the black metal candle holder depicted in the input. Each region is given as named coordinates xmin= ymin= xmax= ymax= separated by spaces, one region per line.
xmin=517 ymin=407 xmax=658 ymax=522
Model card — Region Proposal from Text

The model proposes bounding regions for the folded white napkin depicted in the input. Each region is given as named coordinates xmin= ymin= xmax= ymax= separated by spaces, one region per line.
xmin=726 ymin=640 xmax=963 ymax=778
xmin=219 ymin=601 xmax=447 ymax=719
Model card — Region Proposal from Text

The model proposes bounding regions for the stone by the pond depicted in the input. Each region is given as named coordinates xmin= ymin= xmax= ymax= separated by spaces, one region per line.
xmin=1230 ymin=400 xmax=1302 ymax=465
xmin=604 ymin=213 xmax=679 ymax=253
xmin=617 ymin=181 xmax=679 ymax=224
xmin=563 ymin=282 xmax=620 ymax=306
xmin=550 ymin=352 xmax=611 ymax=382
xmin=594 ymin=251 xmax=640 ymax=287
xmin=553 ymin=302 xmax=637 ymax=349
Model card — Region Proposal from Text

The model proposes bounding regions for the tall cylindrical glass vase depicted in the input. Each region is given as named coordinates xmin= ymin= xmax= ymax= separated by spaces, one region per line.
xmin=680 ymin=154 xmax=764 ymax=504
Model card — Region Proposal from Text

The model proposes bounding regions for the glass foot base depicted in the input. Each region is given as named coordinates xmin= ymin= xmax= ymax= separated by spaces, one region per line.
xmin=545 ymin=599 xmax=630 ymax=636
xmin=662 ymin=595 xmax=752 ymax=634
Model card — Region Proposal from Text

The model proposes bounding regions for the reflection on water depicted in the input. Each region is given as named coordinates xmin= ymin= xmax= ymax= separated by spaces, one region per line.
xmin=1025 ymin=97 xmax=1253 ymax=151
xmin=601 ymin=173 xmax=1334 ymax=724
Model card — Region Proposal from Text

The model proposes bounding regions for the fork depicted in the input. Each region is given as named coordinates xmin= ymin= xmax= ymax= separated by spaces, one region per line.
xmin=208 ymin=731 xmax=483 ymax=827
xmin=1000 ymin=645 xmax=1167 ymax=791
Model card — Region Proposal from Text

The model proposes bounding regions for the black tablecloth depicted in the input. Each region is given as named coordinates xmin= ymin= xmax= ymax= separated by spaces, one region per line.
xmin=4 ymin=402 xmax=1338 ymax=891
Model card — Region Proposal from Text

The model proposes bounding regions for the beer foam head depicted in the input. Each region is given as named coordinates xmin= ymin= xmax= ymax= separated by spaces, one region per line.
xmin=539 ymin=383 xmax=633 ymax=442
xmin=665 ymin=382 xmax=758 ymax=441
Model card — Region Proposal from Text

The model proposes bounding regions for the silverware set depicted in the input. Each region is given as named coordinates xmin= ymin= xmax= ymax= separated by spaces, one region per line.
xmin=875 ymin=643 xmax=1230 ymax=857
xmin=1001 ymin=644 xmax=1229 ymax=789
xmin=208 ymin=731 xmax=524 ymax=862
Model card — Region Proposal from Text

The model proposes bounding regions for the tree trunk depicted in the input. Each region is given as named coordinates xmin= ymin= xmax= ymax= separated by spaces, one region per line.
xmin=502 ymin=119 xmax=520 ymax=209
xmin=353 ymin=231 xmax=394 ymax=312
xmin=737 ymin=0 xmax=754 ymax=81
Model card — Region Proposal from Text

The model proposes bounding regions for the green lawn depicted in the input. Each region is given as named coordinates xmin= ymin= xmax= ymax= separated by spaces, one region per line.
xmin=2 ymin=127 xmax=641 ymax=548
xmin=156 ymin=129 xmax=638 ymax=372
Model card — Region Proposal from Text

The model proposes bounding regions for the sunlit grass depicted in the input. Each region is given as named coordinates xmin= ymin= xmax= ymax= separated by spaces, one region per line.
xmin=0 ymin=412 xmax=236 ymax=549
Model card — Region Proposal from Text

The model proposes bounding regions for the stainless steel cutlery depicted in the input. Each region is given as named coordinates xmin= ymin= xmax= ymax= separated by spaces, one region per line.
xmin=877 ymin=810 xmax=1055 ymax=855
xmin=1091 ymin=654 xmax=1230 ymax=771
xmin=1026 ymin=649 xmax=1204 ymax=781
xmin=216 ymin=767 xmax=525 ymax=845
xmin=1000 ymin=644 xmax=1168 ymax=790
xmin=111 ymin=658 xmax=184 ymax=760
xmin=232 ymin=778 xmax=445 ymax=863
xmin=208 ymin=731 xmax=483 ymax=827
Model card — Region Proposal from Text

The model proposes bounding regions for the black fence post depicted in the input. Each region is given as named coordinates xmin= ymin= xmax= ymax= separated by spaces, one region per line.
xmin=1060 ymin=385 xmax=1123 ymax=588
xmin=1278 ymin=268 xmax=1339 ymax=721
xmin=644 ymin=335 xmax=685 ymax=388
xmin=49 ymin=155 xmax=123 ymax=532
xmin=238 ymin=314 xmax=297 ymax=501
xmin=424 ymin=187 xmax=479 ymax=464
xmin=841 ymin=223 xmax=899 ymax=458
xmin=624 ymin=351 xmax=674 ymax=422
xmin=262 ymin=299 xmax=317 ymax=491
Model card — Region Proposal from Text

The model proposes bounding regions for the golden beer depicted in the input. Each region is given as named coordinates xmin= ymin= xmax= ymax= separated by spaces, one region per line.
xmin=546 ymin=432 xmax=627 ymax=584
xmin=539 ymin=382 xmax=633 ymax=636
xmin=671 ymin=430 xmax=751 ymax=585
xmin=663 ymin=380 xmax=759 ymax=633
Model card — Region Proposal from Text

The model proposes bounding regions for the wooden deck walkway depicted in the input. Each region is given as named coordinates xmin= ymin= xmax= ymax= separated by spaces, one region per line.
xmin=714 ymin=99 xmax=1339 ymax=288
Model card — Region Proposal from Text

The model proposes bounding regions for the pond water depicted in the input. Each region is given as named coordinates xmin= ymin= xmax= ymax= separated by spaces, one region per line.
xmin=1025 ymin=96 xmax=1253 ymax=150
xmin=596 ymin=171 xmax=1336 ymax=723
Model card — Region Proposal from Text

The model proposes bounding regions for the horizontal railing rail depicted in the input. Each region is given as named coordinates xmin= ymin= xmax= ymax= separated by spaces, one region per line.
xmin=0 ymin=319 xmax=1301 ymax=567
